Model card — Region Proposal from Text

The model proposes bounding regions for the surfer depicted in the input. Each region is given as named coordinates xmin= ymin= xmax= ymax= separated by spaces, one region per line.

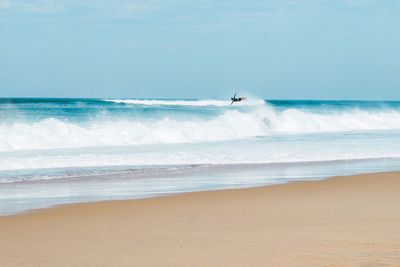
xmin=230 ymin=93 xmax=246 ymax=105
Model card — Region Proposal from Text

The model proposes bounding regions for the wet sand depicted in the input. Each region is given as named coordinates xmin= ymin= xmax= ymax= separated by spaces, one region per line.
xmin=1 ymin=172 xmax=400 ymax=266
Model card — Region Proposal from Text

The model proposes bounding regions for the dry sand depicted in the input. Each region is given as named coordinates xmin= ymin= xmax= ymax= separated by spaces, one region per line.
xmin=1 ymin=172 xmax=400 ymax=266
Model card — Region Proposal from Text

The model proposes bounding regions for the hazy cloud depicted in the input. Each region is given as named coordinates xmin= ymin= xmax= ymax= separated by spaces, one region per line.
xmin=20 ymin=0 xmax=63 ymax=14
xmin=1 ymin=0 xmax=159 ymax=16
xmin=0 ymin=0 xmax=11 ymax=9
xmin=340 ymin=0 xmax=379 ymax=7
xmin=115 ymin=1 xmax=158 ymax=18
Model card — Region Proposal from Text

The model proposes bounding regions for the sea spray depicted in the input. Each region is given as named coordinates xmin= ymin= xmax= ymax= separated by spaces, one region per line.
xmin=2 ymin=99 xmax=400 ymax=151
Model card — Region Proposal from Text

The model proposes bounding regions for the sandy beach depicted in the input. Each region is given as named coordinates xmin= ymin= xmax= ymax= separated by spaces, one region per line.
xmin=1 ymin=172 xmax=400 ymax=266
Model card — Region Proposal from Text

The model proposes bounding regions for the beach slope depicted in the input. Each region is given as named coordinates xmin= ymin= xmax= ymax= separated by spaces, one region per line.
xmin=1 ymin=172 xmax=400 ymax=266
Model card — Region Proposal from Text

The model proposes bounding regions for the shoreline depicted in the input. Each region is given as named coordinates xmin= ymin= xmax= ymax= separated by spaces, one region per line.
xmin=1 ymin=171 xmax=400 ymax=266
xmin=3 ymin=157 xmax=400 ymax=216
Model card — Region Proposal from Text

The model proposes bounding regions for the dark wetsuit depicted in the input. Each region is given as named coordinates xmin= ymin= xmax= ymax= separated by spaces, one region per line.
xmin=230 ymin=95 xmax=245 ymax=105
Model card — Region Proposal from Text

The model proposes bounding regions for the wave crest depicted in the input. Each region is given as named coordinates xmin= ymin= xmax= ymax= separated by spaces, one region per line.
xmin=104 ymin=99 xmax=264 ymax=106
xmin=2 ymin=103 xmax=400 ymax=151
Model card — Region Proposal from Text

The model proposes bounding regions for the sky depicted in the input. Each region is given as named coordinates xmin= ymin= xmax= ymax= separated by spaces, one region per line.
xmin=0 ymin=0 xmax=400 ymax=100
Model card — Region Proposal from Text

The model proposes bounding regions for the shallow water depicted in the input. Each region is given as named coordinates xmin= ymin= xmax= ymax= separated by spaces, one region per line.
xmin=1 ymin=98 xmax=400 ymax=215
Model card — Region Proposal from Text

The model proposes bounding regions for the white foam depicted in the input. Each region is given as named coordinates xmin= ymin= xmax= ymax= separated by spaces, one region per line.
xmin=2 ymin=104 xmax=400 ymax=152
xmin=268 ymin=108 xmax=400 ymax=133
xmin=1 ymin=131 xmax=400 ymax=172
xmin=0 ymin=107 xmax=268 ymax=151
xmin=104 ymin=99 xmax=264 ymax=106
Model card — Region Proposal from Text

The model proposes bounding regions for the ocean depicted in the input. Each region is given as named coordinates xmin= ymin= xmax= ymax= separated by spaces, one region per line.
xmin=1 ymin=98 xmax=400 ymax=215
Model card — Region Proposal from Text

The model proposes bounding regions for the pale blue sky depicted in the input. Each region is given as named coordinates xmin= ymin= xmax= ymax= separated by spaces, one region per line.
xmin=1 ymin=0 xmax=399 ymax=99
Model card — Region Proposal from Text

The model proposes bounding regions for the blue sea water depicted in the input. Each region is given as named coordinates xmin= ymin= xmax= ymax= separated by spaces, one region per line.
xmin=1 ymin=98 xmax=400 ymax=215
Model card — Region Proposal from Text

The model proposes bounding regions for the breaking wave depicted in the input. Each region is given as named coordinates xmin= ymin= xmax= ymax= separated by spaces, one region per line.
xmin=2 ymin=102 xmax=400 ymax=151
xmin=104 ymin=98 xmax=264 ymax=106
